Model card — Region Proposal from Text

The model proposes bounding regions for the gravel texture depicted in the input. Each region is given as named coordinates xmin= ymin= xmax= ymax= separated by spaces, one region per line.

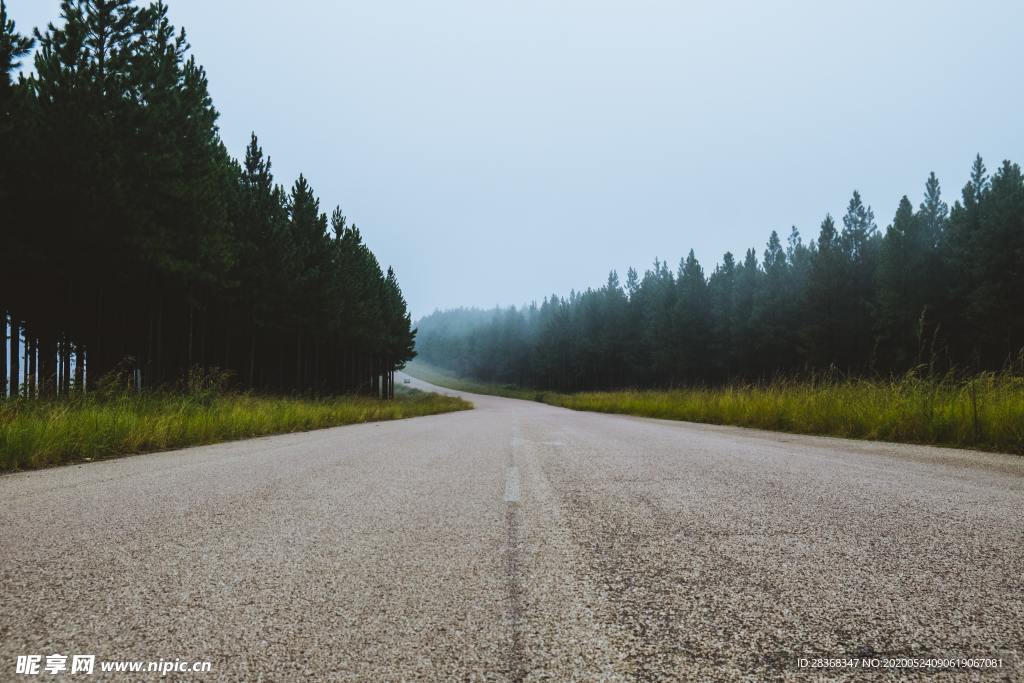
xmin=1 ymin=373 xmax=1021 ymax=681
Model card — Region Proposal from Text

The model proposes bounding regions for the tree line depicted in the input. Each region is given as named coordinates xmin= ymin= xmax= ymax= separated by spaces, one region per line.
xmin=417 ymin=157 xmax=1024 ymax=391
xmin=1 ymin=0 xmax=415 ymax=399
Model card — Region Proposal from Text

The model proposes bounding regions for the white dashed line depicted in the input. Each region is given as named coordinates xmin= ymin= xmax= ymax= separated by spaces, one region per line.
xmin=504 ymin=466 xmax=521 ymax=503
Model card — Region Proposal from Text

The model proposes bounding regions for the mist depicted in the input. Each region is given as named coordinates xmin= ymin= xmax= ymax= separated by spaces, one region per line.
xmin=8 ymin=0 xmax=1023 ymax=317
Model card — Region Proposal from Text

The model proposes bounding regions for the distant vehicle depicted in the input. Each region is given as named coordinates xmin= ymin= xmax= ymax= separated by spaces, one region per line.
xmin=403 ymin=378 xmax=411 ymax=384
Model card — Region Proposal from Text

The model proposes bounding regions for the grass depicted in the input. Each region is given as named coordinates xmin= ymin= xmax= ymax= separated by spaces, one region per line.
xmin=408 ymin=361 xmax=1024 ymax=454
xmin=0 ymin=387 xmax=472 ymax=472
xmin=404 ymin=360 xmax=538 ymax=400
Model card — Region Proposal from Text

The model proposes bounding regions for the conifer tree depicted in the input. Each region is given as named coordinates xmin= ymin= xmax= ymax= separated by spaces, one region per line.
xmin=673 ymin=250 xmax=710 ymax=382
xmin=0 ymin=1 xmax=32 ymax=83
xmin=1 ymin=1 xmax=416 ymax=398
xmin=919 ymin=172 xmax=949 ymax=245
xmin=416 ymin=156 xmax=1022 ymax=391
xmin=707 ymin=252 xmax=736 ymax=377
xmin=876 ymin=196 xmax=927 ymax=367
xmin=731 ymin=248 xmax=761 ymax=376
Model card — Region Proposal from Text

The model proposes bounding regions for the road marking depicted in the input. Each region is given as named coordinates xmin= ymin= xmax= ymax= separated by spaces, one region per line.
xmin=504 ymin=466 xmax=521 ymax=503
xmin=512 ymin=437 xmax=563 ymax=448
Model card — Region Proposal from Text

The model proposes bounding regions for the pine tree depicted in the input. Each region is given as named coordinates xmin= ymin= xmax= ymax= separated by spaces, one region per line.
xmin=838 ymin=191 xmax=880 ymax=368
xmin=2 ymin=1 xmax=417 ymax=398
xmin=876 ymin=196 xmax=929 ymax=368
xmin=943 ymin=155 xmax=990 ymax=363
xmin=642 ymin=259 xmax=676 ymax=385
xmin=0 ymin=0 xmax=31 ymax=249
xmin=802 ymin=215 xmax=843 ymax=368
xmin=416 ymin=154 xmax=1023 ymax=389
xmin=707 ymin=252 xmax=736 ymax=377
xmin=0 ymin=0 xmax=32 ymax=89
xmin=0 ymin=1 xmax=33 ymax=350
xmin=968 ymin=160 xmax=1024 ymax=365
xmin=919 ymin=171 xmax=948 ymax=245
xmin=754 ymin=230 xmax=795 ymax=373
xmin=673 ymin=250 xmax=710 ymax=382
xmin=728 ymin=248 xmax=760 ymax=376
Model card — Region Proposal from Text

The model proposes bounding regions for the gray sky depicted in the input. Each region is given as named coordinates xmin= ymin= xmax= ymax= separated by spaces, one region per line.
xmin=10 ymin=0 xmax=1024 ymax=317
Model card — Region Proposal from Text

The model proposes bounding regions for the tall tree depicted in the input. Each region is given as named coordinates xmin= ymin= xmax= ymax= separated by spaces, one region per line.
xmin=966 ymin=160 xmax=1024 ymax=365
xmin=876 ymin=196 xmax=929 ymax=368
xmin=943 ymin=155 xmax=990 ymax=363
xmin=755 ymin=230 xmax=795 ymax=373
xmin=417 ymin=157 xmax=1024 ymax=390
xmin=919 ymin=171 xmax=949 ymax=245
xmin=0 ymin=1 xmax=32 ymax=397
xmin=2 ymin=1 xmax=416 ymax=399
xmin=0 ymin=0 xmax=32 ymax=92
xmin=673 ymin=250 xmax=710 ymax=382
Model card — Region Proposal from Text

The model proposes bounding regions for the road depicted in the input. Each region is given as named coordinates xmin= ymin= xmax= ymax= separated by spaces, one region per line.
xmin=1 ymin=374 xmax=1022 ymax=681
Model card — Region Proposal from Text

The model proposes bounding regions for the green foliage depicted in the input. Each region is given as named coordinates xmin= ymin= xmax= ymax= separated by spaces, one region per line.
xmin=0 ymin=0 xmax=33 ymax=207
xmin=1 ymin=1 xmax=415 ymax=399
xmin=0 ymin=388 xmax=470 ymax=471
xmin=418 ymin=156 xmax=1024 ymax=393
xmin=0 ymin=0 xmax=32 ymax=87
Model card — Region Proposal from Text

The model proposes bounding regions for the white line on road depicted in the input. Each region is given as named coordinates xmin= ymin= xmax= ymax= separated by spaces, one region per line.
xmin=504 ymin=466 xmax=521 ymax=503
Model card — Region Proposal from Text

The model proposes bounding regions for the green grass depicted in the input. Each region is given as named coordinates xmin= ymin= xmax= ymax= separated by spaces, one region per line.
xmin=0 ymin=388 xmax=472 ymax=472
xmin=408 ymin=361 xmax=1024 ymax=454
xmin=404 ymin=360 xmax=538 ymax=400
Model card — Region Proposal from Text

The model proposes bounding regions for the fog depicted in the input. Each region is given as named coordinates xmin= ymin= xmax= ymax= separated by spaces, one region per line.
xmin=9 ymin=0 xmax=1023 ymax=316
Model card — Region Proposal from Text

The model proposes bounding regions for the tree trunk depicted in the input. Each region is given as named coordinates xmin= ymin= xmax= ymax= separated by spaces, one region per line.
xmin=248 ymin=334 xmax=256 ymax=390
xmin=74 ymin=343 xmax=84 ymax=393
xmin=54 ymin=336 xmax=62 ymax=396
xmin=27 ymin=334 xmax=36 ymax=399
xmin=145 ymin=307 xmax=154 ymax=387
xmin=200 ymin=306 xmax=207 ymax=369
xmin=279 ymin=343 xmax=284 ymax=392
xmin=313 ymin=340 xmax=320 ymax=394
xmin=93 ymin=287 xmax=103 ymax=391
xmin=156 ymin=301 xmax=163 ymax=386
xmin=295 ymin=331 xmax=302 ymax=393
xmin=223 ymin=321 xmax=230 ymax=379
xmin=39 ymin=334 xmax=57 ymax=397
xmin=1 ymin=311 xmax=6 ymax=399
xmin=61 ymin=334 xmax=71 ymax=395
xmin=9 ymin=318 xmax=19 ymax=398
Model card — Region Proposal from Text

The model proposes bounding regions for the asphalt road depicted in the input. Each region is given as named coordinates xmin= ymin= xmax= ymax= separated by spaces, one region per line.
xmin=1 ymin=374 xmax=1022 ymax=681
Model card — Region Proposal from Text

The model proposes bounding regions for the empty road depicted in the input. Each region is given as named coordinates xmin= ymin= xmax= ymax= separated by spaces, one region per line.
xmin=1 ymin=375 xmax=1022 ymax=681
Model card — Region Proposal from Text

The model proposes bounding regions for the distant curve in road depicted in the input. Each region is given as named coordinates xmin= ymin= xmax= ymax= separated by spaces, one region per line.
xmin=2 ymin=374 xmax=1022 ymax=681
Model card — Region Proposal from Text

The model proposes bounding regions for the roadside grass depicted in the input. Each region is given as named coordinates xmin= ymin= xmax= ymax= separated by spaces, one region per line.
xmin=545 ymin=375 xmax=1024 ymax=454
xmin=408 ymin=361 xmax=1024 ymax=454
xmin=0 ymin=388 xmax=472 ymax=472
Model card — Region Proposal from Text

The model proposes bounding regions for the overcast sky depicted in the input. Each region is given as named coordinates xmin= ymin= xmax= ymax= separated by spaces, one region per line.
xmin=10 ymin=0 xmax=1023 ymax=317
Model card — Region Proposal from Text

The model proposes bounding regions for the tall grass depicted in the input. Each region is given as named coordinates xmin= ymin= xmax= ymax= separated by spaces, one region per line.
xmin=542 ymin=372 xmax=1024 ymax=454
xmin=408 ymin=361 xmax=1023 ymax=454
xmin=0 ymin=388 xmax=471 ymax=472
